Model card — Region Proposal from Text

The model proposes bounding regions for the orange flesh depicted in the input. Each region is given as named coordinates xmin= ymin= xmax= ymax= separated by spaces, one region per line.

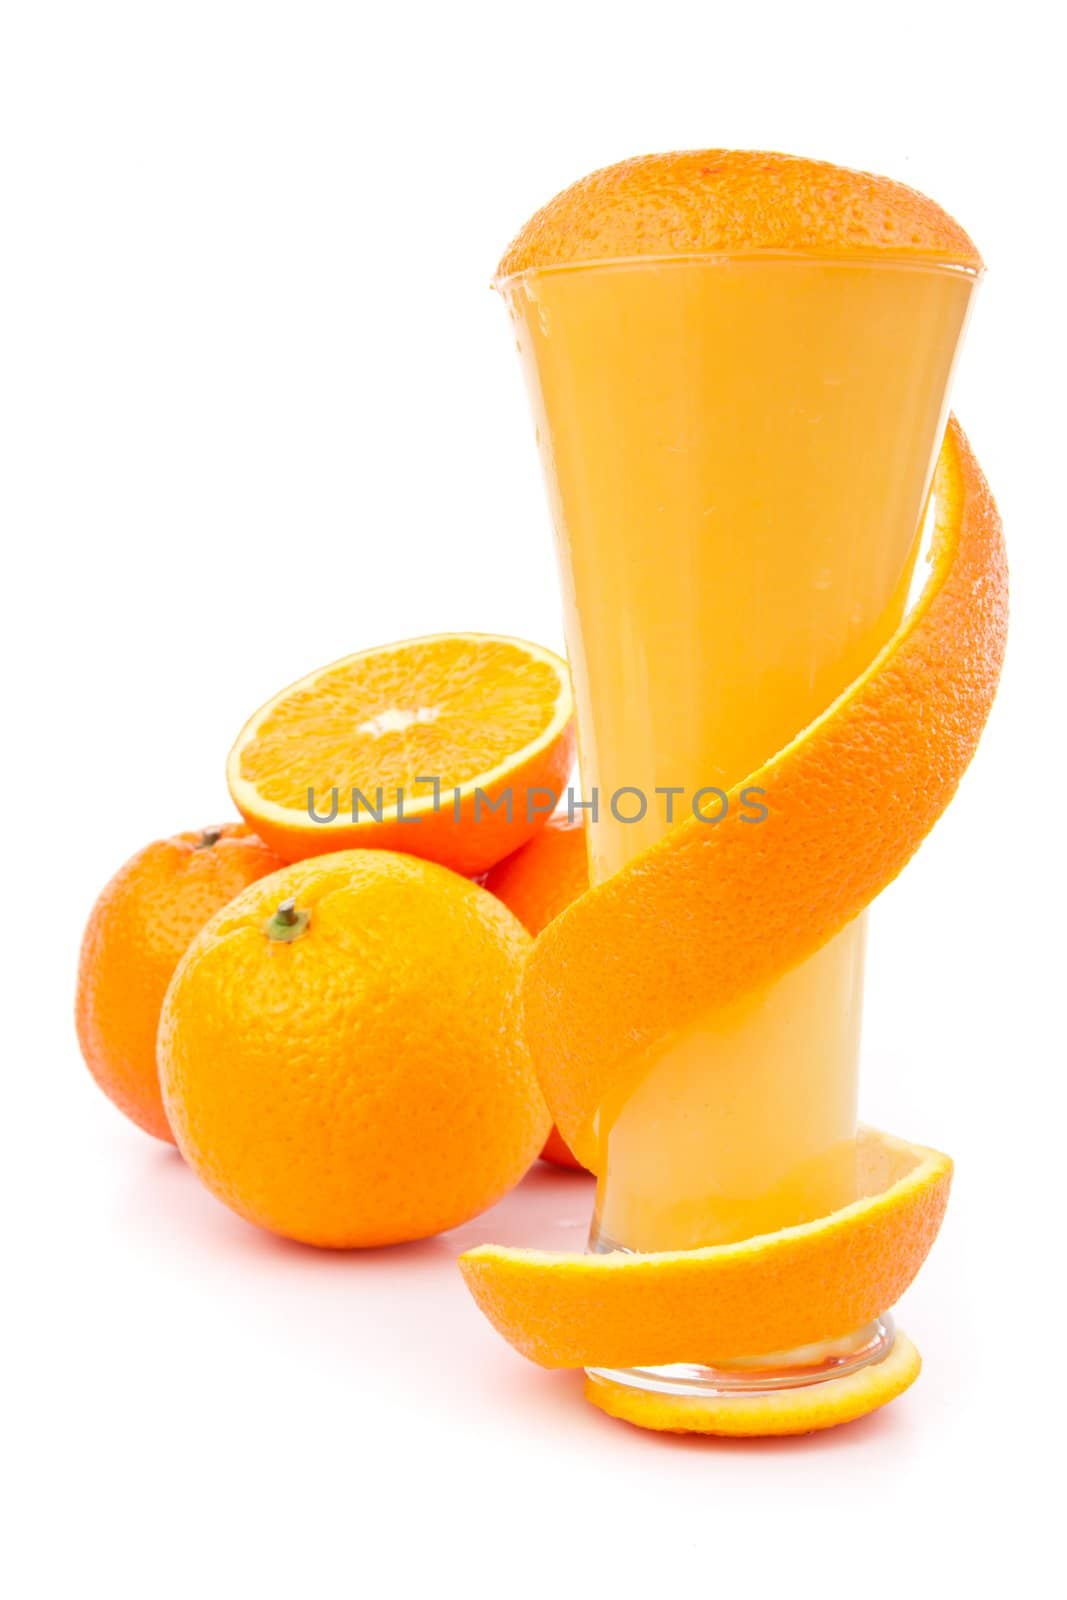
xmin=237 ymin=636 xmax=565 ymax=807
xmin=506 ymin=255 xmax=975 ymax=1249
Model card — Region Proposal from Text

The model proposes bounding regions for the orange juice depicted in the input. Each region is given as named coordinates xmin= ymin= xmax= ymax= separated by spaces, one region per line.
xmin=503 ymin=256 xmax=975 ymax=1253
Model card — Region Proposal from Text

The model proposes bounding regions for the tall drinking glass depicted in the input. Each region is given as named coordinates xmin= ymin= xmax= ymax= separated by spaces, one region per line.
xmin=501 ymin=251 xmax=976 ymax=1398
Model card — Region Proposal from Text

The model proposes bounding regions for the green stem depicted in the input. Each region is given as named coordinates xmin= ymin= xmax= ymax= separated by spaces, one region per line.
xmin=265 ymin=897 xmax=310 ymax=942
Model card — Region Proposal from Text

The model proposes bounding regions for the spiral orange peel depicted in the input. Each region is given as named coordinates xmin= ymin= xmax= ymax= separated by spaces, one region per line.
xmin=460 ymin=1128 xmax=950 ymax=1369
xmin=522 ymin=419 xmax=1006 ymax=1171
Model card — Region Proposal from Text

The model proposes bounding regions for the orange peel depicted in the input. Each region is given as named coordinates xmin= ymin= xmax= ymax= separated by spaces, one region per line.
xmin=459 ymin=1128 xmax=950 ymax=1369
xmin=484 ymin=816 xmax=591 ymax=1170
xmin=498 ymin=149 xmax=981 ymax=279
xmin=584 ymin=1332 xmax=922 ymax=1437
xmin=522 ymin=419 xmax=1007 ymax=1171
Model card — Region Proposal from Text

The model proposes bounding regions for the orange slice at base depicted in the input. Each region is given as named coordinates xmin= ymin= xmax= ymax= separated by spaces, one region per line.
xmin=584 ymin=1332 xmax=922 ymax=1437
xmin=459 ymin=1129 xmax=951 ymax=1370
xmin=227 ymin=633 xmax=575 ymax=876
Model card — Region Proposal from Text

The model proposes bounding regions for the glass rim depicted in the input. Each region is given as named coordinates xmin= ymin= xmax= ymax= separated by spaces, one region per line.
xmin=495 ymin=251 xmax=983 ymax=291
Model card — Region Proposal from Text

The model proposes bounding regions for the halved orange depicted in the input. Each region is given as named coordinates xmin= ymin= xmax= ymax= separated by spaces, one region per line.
xmin=498 ymin=149 xmax=982 ymax=278
xmin=227 ymin=633 xmax=575 ymax=876
xmin=459 ymin=1129 xmax=951 ymax=1369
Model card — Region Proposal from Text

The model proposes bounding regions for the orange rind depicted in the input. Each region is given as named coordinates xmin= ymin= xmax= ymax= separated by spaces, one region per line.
xmin=497 ymin=149 xmax=981 ymax=279
xmin=227 ymin=633 xmax=575 ymax=877
xmin=523 ymin=419 xmax=1007 ymax=1171
xmin=459 ymin=1129 xmax=951 ymax=1369
xmin=484 ymin=816 xmax=590 ymax=1170
xmin=160 ymin=850 xmax=549 ymax=1248
xmin=584 ymin=1332 xmax=922 ymax=1437
xmin=75 ymin=823 xmax=288 ymax=1142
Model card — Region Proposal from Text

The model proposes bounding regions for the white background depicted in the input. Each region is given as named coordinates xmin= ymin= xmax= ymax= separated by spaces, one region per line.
xmin=3 ymin=3 xmax=1064 ymax=1595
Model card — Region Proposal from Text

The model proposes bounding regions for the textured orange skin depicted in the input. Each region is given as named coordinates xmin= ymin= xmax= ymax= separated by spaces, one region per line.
xmin=484 ymin=815 xmax=589 ymax=933
xmin=236 ymin=721 xmax=575 ymax=878
xmin=523 ymin=420 xmax=1008 ymax=1171
xmin=159 ymin=851 xmax=551 ymax=1248
xmin=484 ymin=816 xmax=590 ymax=1170
xmin=498 ymin=149 xmax=981 ymax=278
xmin=538 ymin=1126 xmax=583 ymax=1169
xmin=584 ymin=1331 xmax=921 ymax=1436
xmin=75 ymin=824 xmax=287 ymax=1142
xmin=459 ymin=1130 xmax=951 ymax=1368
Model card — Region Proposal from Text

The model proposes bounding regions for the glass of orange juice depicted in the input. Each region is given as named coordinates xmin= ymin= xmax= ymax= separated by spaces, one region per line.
xmin=499 ymin=158 xmax=979 ymax=1400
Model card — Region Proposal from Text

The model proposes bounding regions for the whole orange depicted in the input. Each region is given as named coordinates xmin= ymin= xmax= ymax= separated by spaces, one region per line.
xmin=484 ymin=815 xmax=589 ymax=1171
xmin=158 ymin=850 xmax=550 ymax=1247
xmin=76 ymin=823 xmax=288 ymax=1142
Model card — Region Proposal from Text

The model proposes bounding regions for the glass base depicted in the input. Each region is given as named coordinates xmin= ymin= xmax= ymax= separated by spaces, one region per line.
xmin=587 ymin=1218 xmax=895 ymax=1399
xmin=585 ymin=1314 xmax=896 ymax=1401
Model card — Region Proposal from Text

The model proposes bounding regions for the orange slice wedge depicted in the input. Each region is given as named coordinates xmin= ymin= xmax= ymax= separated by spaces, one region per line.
xmin=227 ymin=633 xmax=575 ymax=876
xmin=584 ymin=1332 xmax=922 ymax=1437
xmin=459 ymin=1129 xmax=951 ymax=1369
xmin=523 ymin=419 xmax=1007 ymax=1170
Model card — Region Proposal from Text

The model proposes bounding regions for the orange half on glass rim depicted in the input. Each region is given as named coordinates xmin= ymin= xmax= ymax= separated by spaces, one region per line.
xmin=459 ymin=149 xmax=1007 ymax=1437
